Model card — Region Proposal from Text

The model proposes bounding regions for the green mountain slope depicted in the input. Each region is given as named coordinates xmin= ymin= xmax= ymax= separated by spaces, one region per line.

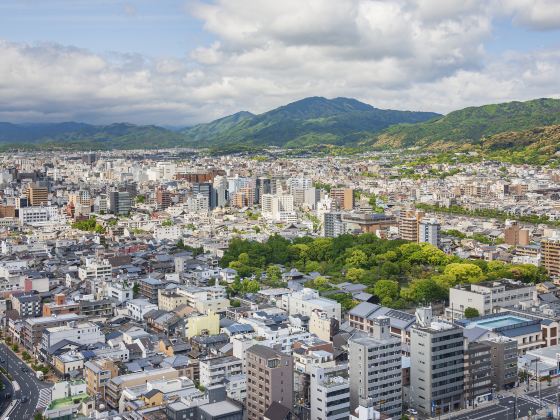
xmin=373 ymin=98 xmax=560 ymax=149
xmin=0 ymin=122 xmax=185 ymax=150
xmin=182 ymin=97 xmax=441 ymax=147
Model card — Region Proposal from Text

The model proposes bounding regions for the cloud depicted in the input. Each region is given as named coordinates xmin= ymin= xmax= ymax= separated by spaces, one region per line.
xmin=0 ymin=0 xmax=559 ymax=125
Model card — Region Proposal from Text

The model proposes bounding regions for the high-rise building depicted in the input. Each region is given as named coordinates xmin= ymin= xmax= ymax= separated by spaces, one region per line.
xmin=255 ymin=177 xmax=271 ymax=204
xmin=108 ymin=191 xmax=131 ymax=215
xmin=323 ymin=212 xmax=346 ymax=237
xmin=261 ymin=194 xmax=295 ymax=222
xmin=310 ymin=364 xmax=350 ymax=420
xmin=463 ymin=341 xmax=492 ymax=407
xmin=349 ymin=317 xmax=402 ymax=418
xmin=156 ymin=187 xmax=171 ymax=210
xmin=483 ymin=336 xmax=517 ymax=390
xmin=399 ymin=209 xmax=424 ymax=242
xmin=27 ymin=182 xmax=49 ymax=206
xmin=504 ymin=220 xmax=530 ymax=246
xmin=410 ymin=308 xmax=464 ymax=417
xmin=213 ymin=175 xmax=228 ymax=207
xmin=542 ymin=236 xmax=560 ymax=276
xmin=330 ymin=188 xmax=354 ymax=210
xmin=193 ymin=182 xmax=217 ymax=210
xmin=418 ymin=218 xmax=441 ymax=248
xmin=246 ymin=344 xmax=293 ymax=420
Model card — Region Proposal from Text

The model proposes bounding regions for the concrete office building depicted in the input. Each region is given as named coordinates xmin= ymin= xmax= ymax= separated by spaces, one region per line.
xmin=192 ymin=183 xmax=217 ymax=210
xmin=447 ymin=279 xmax=534 ymax=319
xmin=246 ymin=344 xmax=293 ymax=420
xmin=108 ymin=191 xmax=131 ymax=215
xmin=463 ymin=341 xmax=493 ymax=407
xmin=27 ymin=182 xmax=49 ymax=206
xmin=410 ymin=308 xmax=464 ymax=417
xmin=483 ymin=336 xmax=518 ymax=390
xmin=310 ymin=365 xmax=350 ymax=420
xmin=349 ymin=316 xmax=402 ymax=418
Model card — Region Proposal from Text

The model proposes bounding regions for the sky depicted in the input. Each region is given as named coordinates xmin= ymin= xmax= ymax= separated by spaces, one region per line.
xmin=0 ymin=0 xmax=559 ymax=126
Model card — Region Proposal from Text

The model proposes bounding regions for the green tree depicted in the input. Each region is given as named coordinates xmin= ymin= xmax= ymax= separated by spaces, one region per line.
xmin=346 ymin=268 xmax=367 ymax=283
xmin=346 ymin=249 xmax=368 ymax=268
xmin=132 ymin=282 xmax=140 ymax=297
xmin=443 ymin=263 xmax=484 ymax=284
xmin=463 ymin=307 xmax=480 ymax=319
xmin=374 ymin=280 xmax=400 ymax=303
xmin=401 ymin=278 xmax=447 ymax=304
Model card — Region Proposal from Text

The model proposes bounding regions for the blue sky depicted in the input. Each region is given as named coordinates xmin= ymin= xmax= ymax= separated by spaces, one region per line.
xmin=0 ymin=1 xmax=213 ymax=57
xmin=0 ymin=0 xmax=559 ymax=125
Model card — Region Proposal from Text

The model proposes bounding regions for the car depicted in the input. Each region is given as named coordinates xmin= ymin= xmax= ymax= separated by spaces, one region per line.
xmin=407 ymin=408 xmax=418 ymax=415
xmin=21 ymin=396 xmax=28 ymax=403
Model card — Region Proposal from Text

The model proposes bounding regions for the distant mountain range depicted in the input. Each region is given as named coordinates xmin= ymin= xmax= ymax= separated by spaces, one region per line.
xmin=181 ymin=97 xmax=440 ymax=148
xmin=0 ymin=97 xmax=559 ymax=158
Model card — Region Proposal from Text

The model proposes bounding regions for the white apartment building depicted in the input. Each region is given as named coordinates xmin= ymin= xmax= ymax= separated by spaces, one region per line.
xmin=261 ymin=193 xmax=296 ymax=222
xmin=42 ymin=321 xmax=105 ymax=350
xmin=199 ymin=355 xmax=243 ymax=387
xmin=19 ymin=206 xmax=61 ymax=225
xmin=448 ymin=279 xmax=535 ymax=319
xmin=106 ymin=281 xmax=134 ymax=303
xmin=225 ymin=373 xmax=246 ymax=403
xmin=78 ymin=258 xmax=112 ymax=281
xmin=126 ymin=298 xmax=158 ymax=321
xmin=280 ymin=288 xmax=342 ymax=321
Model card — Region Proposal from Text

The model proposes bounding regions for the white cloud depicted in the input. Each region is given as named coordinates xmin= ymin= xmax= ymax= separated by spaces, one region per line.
xmin=0 ymin=0 xmax=558 ymax=125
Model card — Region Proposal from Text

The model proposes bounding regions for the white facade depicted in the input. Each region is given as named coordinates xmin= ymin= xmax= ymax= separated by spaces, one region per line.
xmin=42 ymin=321 xmax=105 ymax=349
xmin=280 ymin=288 xmax=342 ymax=321
xmin=19 ymin=206 xmax=61 ymax=225
xmin=78 ymin=258 xmax=112 ymax=281
xmin=106 ymin=281 xmax=133 ymax=303
xmin=126 ymin=299 xmax=158 ymax=321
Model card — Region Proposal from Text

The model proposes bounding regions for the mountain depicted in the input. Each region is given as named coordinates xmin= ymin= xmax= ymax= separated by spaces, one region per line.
xmin=182 ymin=97 xmax=441 ymax=148
xmin=372 ymin=98 xmax=560 ymax=149
xmin=0 ymin=122 xmax=184 ymax=150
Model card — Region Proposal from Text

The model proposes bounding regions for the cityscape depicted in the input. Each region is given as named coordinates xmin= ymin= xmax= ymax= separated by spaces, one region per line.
xmin=1 ymin=1 xmax=560 ymax=420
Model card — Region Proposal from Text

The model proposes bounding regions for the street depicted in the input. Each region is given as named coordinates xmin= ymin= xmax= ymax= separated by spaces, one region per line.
xmin=0 ymin=343 xmax=52 ymax=419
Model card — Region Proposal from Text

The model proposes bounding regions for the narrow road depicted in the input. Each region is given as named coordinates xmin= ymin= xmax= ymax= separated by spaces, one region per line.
xmin=0 ymin=343 xmax=52 ymax=419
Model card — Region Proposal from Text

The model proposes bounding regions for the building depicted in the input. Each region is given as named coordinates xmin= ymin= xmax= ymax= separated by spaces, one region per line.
xmin=105 ymin=367 xmax=179 ymax=409
xmin=27 ymin=182 xmax=49 ymax=206
xmin=463 ymin=341 xmax=492 ymax=407
xmin=309 ymin=309 xmax=339 ymax=342
xmin=139 ymin=277 xmax=165 ymax=303
xmin=126 ymin=298 xmax=158 ymax=321
xmin=330 ymin=188 xmax=354 ymax=210
xmin=261 ymin=194 xmax=296 ymax=223
xmin=192 ymin=183 xmax=217 ymax=210
xmin=22 ymin=313 xmax=84 ymax=352
xmin=482 ymin=336 xmax=518 ymax=390
xmin=348 ymin=317 xmax=402 ymax=418
xmin=310 ymin=365 xmax=350 ymax=420
xmin=447 ymin=279 xmax=534 ymax=319
xmin=280 ymin=288 xmax=341 ymax=321
xmin=398 ymin=209 xmax=424 ymax=242
xmin=542 ymin=236 xmax=560 ymax=277
xmin=12 ymin=293 xmax=42 ymax=318
xmin=156 ymin=187 xmax=172 ymax=210
xmin=418 ymin=218 xmax=441 ymax=248
xmin=410 ymin=308 xmax=464 ymax=417
xmin=108 ymin=191 xmax=132 ymax=215
xmin=323 ymin=212 xmax=346 ymax=238
xmin=504 ymin=220 xmax=530 ymax=246
xmin=19 ymin=205 xmax=60 ymax=225
xmin=41 ymin=321 xmax=105 ymax=351
xmin=187 ymin=311 xmax=220 ymax=338
xmin=246 ymin=345 xmax=293 ymax=420
xmin=199 ymin=356 xmax=243 ymax=387
xmin=106 ymin=281 xmax=133 ymax=303
xmin=78 ymin=258 xmax=112 ymax=282
xmin=341 ymin=212 xmax=397 ymax=235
